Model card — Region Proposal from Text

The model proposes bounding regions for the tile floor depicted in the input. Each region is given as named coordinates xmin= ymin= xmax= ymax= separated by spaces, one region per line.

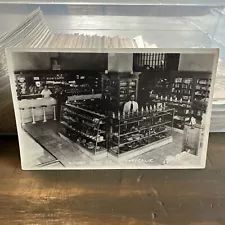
xmin=21 ymin=120 xmax=187 ymax=169
xmin=19 ymin=128 xmax=63 ymax=169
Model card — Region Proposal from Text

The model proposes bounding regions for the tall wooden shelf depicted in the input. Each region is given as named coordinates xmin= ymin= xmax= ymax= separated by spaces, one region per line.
xmin=15 ymin=70 xmax=103 ymax=99
xmin=102 ymin=72 xmax=139 ymax=112
xmin=153 ymin=71 xmax=212 ymax=130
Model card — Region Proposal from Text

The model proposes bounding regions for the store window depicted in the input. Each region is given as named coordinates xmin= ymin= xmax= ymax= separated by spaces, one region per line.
xmin=133 ymin=53 xmax=180 ymax=72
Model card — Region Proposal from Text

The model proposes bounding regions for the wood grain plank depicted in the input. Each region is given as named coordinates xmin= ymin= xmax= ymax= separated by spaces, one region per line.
xmin=0 ymin=134 xmax=225 ymax=224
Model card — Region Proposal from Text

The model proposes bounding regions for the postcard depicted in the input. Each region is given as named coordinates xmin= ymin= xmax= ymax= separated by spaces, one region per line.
xmin=6 ymin=48 xmax=219 ymax=169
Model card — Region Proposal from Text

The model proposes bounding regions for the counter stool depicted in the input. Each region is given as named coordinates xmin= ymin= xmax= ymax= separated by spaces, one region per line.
xmin=19 ymin=107 xmax=25 ymax=126
xmin=29 ymin=106 xmax=36 ymax=124
xmin=52 ymin=104 xmax=56 ymax=121
xmin=41 ymin=105 xmax=47 ymax=123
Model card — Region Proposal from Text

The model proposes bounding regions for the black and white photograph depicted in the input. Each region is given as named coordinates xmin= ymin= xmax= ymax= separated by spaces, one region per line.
xmin=6 ymin=48 xmax=219 ymax=170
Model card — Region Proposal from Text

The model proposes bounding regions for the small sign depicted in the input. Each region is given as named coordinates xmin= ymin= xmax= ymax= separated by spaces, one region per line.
xmin=51 ymin=57 xmax=61 ymax=70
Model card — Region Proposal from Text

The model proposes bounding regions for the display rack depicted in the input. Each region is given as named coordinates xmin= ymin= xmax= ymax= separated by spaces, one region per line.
xmin=155 ymin=77 xmax=171 ymax=96
xmin=152 ymin=73 xmax=212 ymax=130
xmin=108 ymin=107 xmax=174 ymax=161
xmin=170 ymin=77 xmax=193 ymax=130
xmin=171 ymin=77 xmax=193 ymax=101
xmin=15 ymin=71 xmax=66 ymax=99
xmin=102 ymin=72 xmax=139 ymax=112
xmin=152 ymin=98 xmax=191 ymax=131
xmin=65 ymin=72 xmax=102 ymax=96
xmin=15 ymin=70 xmax=103 ymax=99
xmin=59 ymin=103 xmax=108 ymax=160
xmin=193 ymin=78 xmax=211 ymax=120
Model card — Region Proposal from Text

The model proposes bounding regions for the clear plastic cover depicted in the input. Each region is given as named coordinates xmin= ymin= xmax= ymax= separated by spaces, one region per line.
xmin=0 ymin=0 xmax=225 ymax=5
xmin=0 ymin=4 xmax=224 ymax=57
xmin=0 ymin=3 xmax=225 ymax=134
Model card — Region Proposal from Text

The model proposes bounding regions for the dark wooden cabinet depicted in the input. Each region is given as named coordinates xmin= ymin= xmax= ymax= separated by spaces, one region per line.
xmin=102 ymin=72 xmax=139 ymax=112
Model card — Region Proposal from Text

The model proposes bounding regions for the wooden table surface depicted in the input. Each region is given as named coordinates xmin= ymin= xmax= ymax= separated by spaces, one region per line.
xmin=1 ymin=133 xmax=225 ymax=225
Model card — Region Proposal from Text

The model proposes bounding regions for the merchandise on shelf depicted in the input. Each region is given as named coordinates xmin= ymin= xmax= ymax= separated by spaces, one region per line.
xmin=15 ymin=71 xmax=66 ymax=99
xmin=15 ymin=70 xmax=103 ymax=100
xmin=109 ymin=107 xmax=174 ymax=156
xmin=58 ymin=100 xmax=174 ymax=159
xmin=59 ymin=103 xmax=107 ymax=155
xmin=102 ymin=72 xmax=139 ymax=112
xmin=65 ymin=72 xmax=102 ymax=96
xmin=169 ymin=77 xmax=193 ymax=129
xmin=193 ymin=78 xmax=211 ymax=121
xmin=155 ymin=78 xmax=171 ymax=96
xmin=152 ymin=73 xmax=211 ymax=130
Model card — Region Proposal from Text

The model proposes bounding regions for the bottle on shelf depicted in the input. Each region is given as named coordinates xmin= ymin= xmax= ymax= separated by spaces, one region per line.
xmin=145 ymin=106 xmax=149 ymax=113
xmin=141 ymin=107 xmax=144 ymax=114
xmin=174 ymin=97 xmax=177 ymax=102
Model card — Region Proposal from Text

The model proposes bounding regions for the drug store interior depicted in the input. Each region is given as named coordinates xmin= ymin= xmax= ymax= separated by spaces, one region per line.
xmin=12 ymin=51 xmax=212 ymax=167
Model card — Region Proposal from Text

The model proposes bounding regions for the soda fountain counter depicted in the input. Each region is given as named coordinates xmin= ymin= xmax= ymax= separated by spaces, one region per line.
xmin=18 ymin=97 xmax=57 ymax=124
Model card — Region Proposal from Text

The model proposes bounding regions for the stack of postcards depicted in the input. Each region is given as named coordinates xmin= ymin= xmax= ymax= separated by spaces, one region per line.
xmin=210 ymin=60 xmax=225 ymax=132
xmin=0 ymin=8 xmax=224 ymax=134
xmin=0 ymin=8 xmax=155 ymax=134
xmin=0 ymin=9 xmax=51 ymax=133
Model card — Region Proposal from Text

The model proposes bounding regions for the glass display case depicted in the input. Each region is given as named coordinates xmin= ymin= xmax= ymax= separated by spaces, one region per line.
xmin=59 ymin=103 xmax=108 ymax=159
xmin=108 ymin=107 xmax=174 ymax=161
xmin=0 ymin=2 xmax=225 ymax=134
xmin=182 ymin=123 xmax=203 ymax=155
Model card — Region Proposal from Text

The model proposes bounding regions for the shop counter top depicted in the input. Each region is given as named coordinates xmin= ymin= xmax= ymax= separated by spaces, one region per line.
xmin=18 ymin=98 xmax=56 ymax=124
xmin=18 ymin=97 xmax=57 ymax=109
